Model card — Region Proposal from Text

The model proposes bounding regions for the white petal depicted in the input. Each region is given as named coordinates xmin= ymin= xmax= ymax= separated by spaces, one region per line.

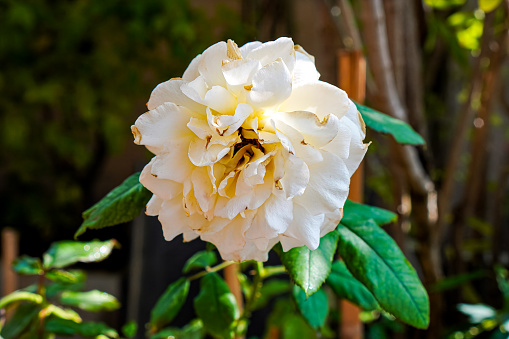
xmin=158 ymin=196 xmax=190 ymax=241
xmin=132 ymin=102 xmax=193 ymax=150
xmin=293 ymin=45 xmax=320 ymax=86
xmin=198 ymin=41 xmax=227 ymax=87
xmin=341 ymin=100 xmax=369 ymax=176
xmin=279 ymin=81 xmax=350 ymax=120
xmin=321 ymin=120 xmax=353 ymax=160
xmin=146 ymin=195 xmax=163 ymax=216
xmin=246 ymin=37 xmax=295 ymax=74
xmin=147 ymin=79 xmax=205 ymax=112
xmin=187 ymin=117 xmax=212 ymax=140
xmin=182 ymin=54 xmax=202 ymax=81
xmin=247 ymin=59 xmax=292 ymax=109
xmin=294 ymin=150 xmax=350 ymax=215
xmin=214 ymin=194 xmax=253 ymax=220
xmin=321 ymin=209 xmax=343 ymax=237
xmin=191 ymin=166 xmax=215 ymax=213
xmin=140 ymin=158 xmax=182 ymax=200
xmin=222 ymin=59 xmax=261 ymax=87
xmin=280 ymin=153 xmax=309 ymax=199
xmin=203 ymin=86 xmax=237 ymax=114
xmin=247 ymin=191 xmax=293 ymax=241
xmin=239 ymin=41 xmax=262 ymax=58
xmin=280 ymin=203 xmax=324 ymax=251
xmin=188 ymin=134 xmax=238 ymax=167
xmin=275 ymin=111 xmax=340 ymax=148
xmin=151 ymin=141 xmax=194 ymax=183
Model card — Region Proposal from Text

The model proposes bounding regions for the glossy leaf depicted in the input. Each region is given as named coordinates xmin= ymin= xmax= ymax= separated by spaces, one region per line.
xmin=150 ymin=278 xmax=190 ymax=331
xmin=342 ymin=200 xmax=397 ymax=227
xmin=354 ymin=102 xmax=425 ymax=145
xmin=194 ymin=273 xmax=239 ymax=339
xmin=122 ymin=321 xmax=138 ymax=338
xmin=479 ymin=0 xmax=502 ymax=12
xmin=265 ymin=298 xmax=316 ymax=339
xmin=293 ymin=285 xmax=328 ymax=330
xmin=46 ymin=269 xmax=81 ymax=284
xmin=44 ymin=318 xmax=118 ymax=338
xmin=150 ymin=320 xmax=205 ymax=339
xmin=75 ymin=172 xmax=152 ymax=238
xmin=0 ymin=303 xmax=39 ymax=339
xmin=59 ymin=290 xmax=121 ymax=312
xmin=424 ymin=0 xmax=466 ymax=9
xmin=0 ymin=291 xmax=43 ymax=309
xmin=336 ymin=220 xmax=429 ymax=329
xmin=46 ymin=270 xmax=86 ymax=298
xmin=276 ymin=229 xmax=339 ymax=297
xmin=44 ymin=304 xmax=82 ymax=322
xmin=11 ymin=256 xmax=43 ymax=275
xmin=326 ymin=260 xmax=379 ymax=311
xmin=43 ymin=239 xmax=118 ymax=269
xmin=182 ymin=251 xmax=217 ymax=274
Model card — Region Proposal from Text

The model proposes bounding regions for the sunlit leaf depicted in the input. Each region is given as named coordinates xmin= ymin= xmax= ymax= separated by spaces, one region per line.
xmin=44 ymin=304 xmax=82 ymax=322
xmin=355 ymin=102 xmax=425 ymax=145
xmin=59 ymin=290 xmax=121 ymax=312
xmin=46 ymin=269 xmax=81 ymax=284
xmin=252 ymin=279 xmax=291 ymax=310
xmin=479 ymin=0 xmax=502 ymax=12
xmin=42 ymin=239 xmax=118 ymax=269
xmin=75 ymin=172 xmax=152 ymax=238
xmin=424 ymin=0 xmax=467 ymax=9
xmin=0 ymin=291 xmax=43 ymax=309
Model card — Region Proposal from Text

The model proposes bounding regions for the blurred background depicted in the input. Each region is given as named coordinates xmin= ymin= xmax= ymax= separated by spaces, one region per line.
xmin=1 ymin=0 xmax=508 ymax=338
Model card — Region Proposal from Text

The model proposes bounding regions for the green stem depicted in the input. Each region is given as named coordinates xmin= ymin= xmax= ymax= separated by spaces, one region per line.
xmin=261 ymin=265 xmax=286 ymax=278
xmin=242 ymin=261 xmax=264 ymax=320
xmin=187 ymin=261 xmax=236 ymax=281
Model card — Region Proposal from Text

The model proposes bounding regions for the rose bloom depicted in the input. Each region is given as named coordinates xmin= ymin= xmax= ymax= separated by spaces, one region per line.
xmin=132 ymin=37 xmax=368 ymax=261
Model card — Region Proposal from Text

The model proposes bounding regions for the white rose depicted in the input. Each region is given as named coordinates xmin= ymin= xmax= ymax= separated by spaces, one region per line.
xmin=132 ymin=37 xmax=368 ymax=262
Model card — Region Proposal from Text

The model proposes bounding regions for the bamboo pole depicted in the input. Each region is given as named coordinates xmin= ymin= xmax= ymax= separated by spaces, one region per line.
xmin=338 ymin=49 xmax=366 ymax=339
xmin=2 ymin=227 xmax=19 ymax=298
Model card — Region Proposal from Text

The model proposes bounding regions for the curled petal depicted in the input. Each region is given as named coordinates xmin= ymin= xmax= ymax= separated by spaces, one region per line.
xmin=151 ymin=142 xmax=194 ymax=183
xmin=147 ymin=79 xmax=205 ymax=112
xmin=247 ymin=59 xmax=292 ymax=109
xmin=246 ymin=37 xmax=295 ymax=74
xmin=207 ymin=104 xmax=253 ymax=137
xmin=182 ymin=54 xmax=202 ymax=81
xmin=146 ymin=195 xmax=163 ymax=216
xmin=158 ymin=196 xmax=191 ymax=241
xmin=239 ymin=41 xmax=262 ymax=58
xmin=293 ymin=45 xmax=320 ymax=86
xmin=279 ymin=81 xmax=350 ymax=120
xmin=275 ymin=111 xmax=340 ymax=148
xmin=198 ymin=41 xmax=227 ymax=87
xmin=280 ymin=203 xmax=324 ymax=251
xmin=140 ymin=158 xmax=182 ymax=201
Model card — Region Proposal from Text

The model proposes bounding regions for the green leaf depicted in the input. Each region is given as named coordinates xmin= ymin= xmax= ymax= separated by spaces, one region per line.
xmin=59 ymin=290 xmax=121 ymax=312
xmin=194 ymin=273 xmax=239 ymax=339
xmin=122 ymin=321 xmax=138 ymax=338
xmin=150 ymin=320 xmax=205 ymax=339
xmin=326 ymin=260 xmax=379 ymax=311
xmin=11 ymin=256 xmax=43 ymax=275
xmin=479 ymin=0 xmax=502 ymax=12
xmin=150 ymin=277 xmax=190 ymax=331
xmin=276 ymin=229 xmax=339 ymax=297
xmin=293 ymin=285 xmax=328 ymax=330
xmin=252 ymin=279 xmax=291 ymax=310
xmin=44 ymin=318 xmax=118 ymax=338
xmin=0 ymin=303 xmax=40 ymax=339
xmin=342 ymin=200 xmax=397 ymax=227
xmin=281 ymin=314 xmax=317 ymax=339
xmin=46 ymin=270 xmax=86 ymax=298
xmin=75 ymin=172 xmax=152 ymax=238
xmin=44 ymin=304 xmax=82 ymax=322
xmin=43 ymin=239 xmax=118 ymax=269
xmin=0 ymin=291 xmax=43 ymax=309
xmin=336 ymin=220 xmax=429 ymax=329
xmin=265 ymin=298 xmax=317 ymax=339
xmin=182 ymin=251 xmax=217 ymax=274
xmin=424 ymin=0 xmax=467 ymax=9
xmin=46 ymin=269 xmax=81 ymax=284
xmin=354 ymin=102 xmax=425 ymax=145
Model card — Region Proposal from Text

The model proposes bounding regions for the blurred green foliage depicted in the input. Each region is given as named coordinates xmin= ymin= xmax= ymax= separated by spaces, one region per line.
xmin=0 ymin=0 xmax=247 ymax=241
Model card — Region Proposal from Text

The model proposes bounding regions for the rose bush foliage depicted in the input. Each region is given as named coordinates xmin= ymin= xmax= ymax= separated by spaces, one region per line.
xmin=132 ymin=37 xmax=368 ymax=261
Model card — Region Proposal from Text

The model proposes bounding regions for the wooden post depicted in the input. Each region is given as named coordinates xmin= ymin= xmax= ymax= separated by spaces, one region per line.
xmin=338 ymin=50 xmax=366 ymax=339
xmin=224 ymin=264 xmax=243 ymax=339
